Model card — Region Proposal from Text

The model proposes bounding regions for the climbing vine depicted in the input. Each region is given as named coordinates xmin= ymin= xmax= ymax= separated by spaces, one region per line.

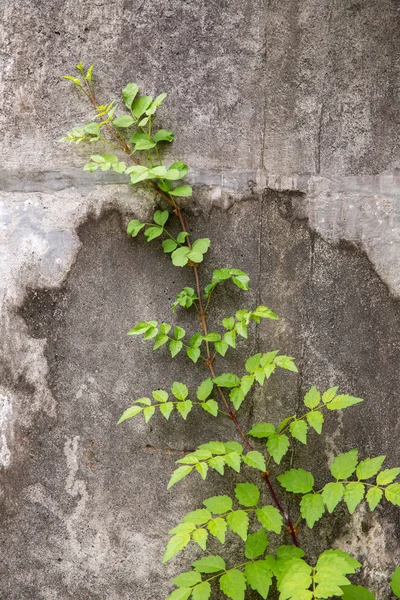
xmin=61 ymin=63 xmax=400 ymax=600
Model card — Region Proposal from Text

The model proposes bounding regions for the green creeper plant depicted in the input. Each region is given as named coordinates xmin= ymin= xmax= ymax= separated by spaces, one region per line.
xmin=61 ymin=63 xmax=400 ymax=600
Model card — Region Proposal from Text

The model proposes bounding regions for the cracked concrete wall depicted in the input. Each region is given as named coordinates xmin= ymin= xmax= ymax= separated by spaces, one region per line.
xmin=1 ymin=0 xmax=400 ymax=599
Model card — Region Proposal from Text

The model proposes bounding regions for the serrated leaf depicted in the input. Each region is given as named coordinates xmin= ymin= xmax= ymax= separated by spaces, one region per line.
xmin=327 ymin=394 xmax=364 ymax=410
xmin=229 ymin=387 xmax=245 ymax=410
xmin=391 ymin=567 xmax=400 ymax=598
xmin=192 ymin=528 xmax=208 ymax=551
xmin=166 ymin=588 xmax=192 ymax=600
xmin=224 ymin=452 xmax=242 ymax=472
xmin=152 ymin=389 xmax=168 ymax=403
xmin=366 ymin=487 xmax=383 ymax=511
xmin=242 ymin=451 xmax=266 ymax=472
xmin=274 ymin=355 xmax=298 ymax=372
xmin=267 ymin=433 xmax=290 ymax=464
xmin=191 ymin=581 xmax=211 ymax=600
xmin=172 ymin=572 xmax=202 ymax=588
xmin=341 ymin=584 xmax=376 ymax=599
xmin=176 ymin=400 xmax=192 ymax=420
xmin=306 ymin=410 xmax=324 ymax=434
xmin=304 ymin=386 xmax=321 ymax=409
xmin=290 ymin=420 xmax=308 ymax=444
xmin=256 ymin=505 xmax=283 ymax=534
xmin=197 ymin=378 xmax=213 ymax=401
xmin=143 ymin=405 xmax=156 ymax=423
xmin=278 ymin=565 xmax=313 ymax=600
xmin=196 ymin=462 xmax=209 ymax=480
xmin=278 ymin=469 xmax=314 ymax=494
xmin=201 ymin=400 xmax=218 ymax=416
xmin=208 ymin=517 xmax=227 ymax=543
xmin=168 ymin=466 xmax=193 ymax=489
xmin=203 ymin=495 xmax=232 ymax=514
xmin=117 ymin=405 xmax=143 ymax=424
xmin=220 ymin=570 xmax=247 ymax=600
xmin=322 ymin=386 xmax=339 ymax=404
xmin=224 ymin=441 xmax=243 ymax=454
xmin=322 ymin=482 xmax=344 ymax=513
xmin=213 ymin=373 xmax=240 ymax=388
xmin=245 ymin=529 xmax=269 ymax=559
xmin=245 ymin=353 xmax=262 ymax=373
xmin=300 ymin=494 xmax=325 ymax=527
xmin=235 ymin=482 xmax=260 ymax=507
xmin=183 ymin=509 xmax=211 ymax=525
xmin=208 ymin=456 xmax=225 ymax=475
xmin=248 ymin=422 xmax=276 ymax=438
xmin=192 ymin=555 xmax=226 ymax=573
xmin=226 ymin=510 xmax=249 ymax=541
xmin=153 ymin=333 xmax=169 ymax=350
xmin=224 ymin=330 xmax=237 ymax=348
xmin=199 ymin=441 xmax=225 ymax=454
xmin=159 ymin=402 xmax=174 ymax=420
xmin=171 ymin=382 xmax=189 ymax=400
xmin=376 ymin=468 xmax=400 ymax=485
xmin=356 ymin=456 xmax=386 ymax=480
xmin=163 ymin=533 xmax=191 ymax=562
xmin=344 ymin=482 xmax=365 ymax=514
xmin=330 ymin=449 xmax=359 ymax=480
xmin=245 ymin=561 xmax=272 ymax=599
xmin=385 ymin=483 xmax=400 ymax=506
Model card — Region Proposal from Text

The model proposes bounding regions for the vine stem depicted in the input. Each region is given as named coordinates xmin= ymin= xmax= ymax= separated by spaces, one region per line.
xmin=81 ymin=81 xmax=300 ymax=548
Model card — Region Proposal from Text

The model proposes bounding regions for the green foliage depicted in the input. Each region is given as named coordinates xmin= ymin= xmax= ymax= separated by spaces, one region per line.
xmin=61 ymin=66 xmax=399 ymax=600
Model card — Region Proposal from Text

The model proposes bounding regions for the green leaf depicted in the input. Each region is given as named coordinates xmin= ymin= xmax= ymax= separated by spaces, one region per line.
xmin=289 ymin=420 xmax=308 ymax=444
xmin=152 ymin=389 xmax=168 ymax=403
xmin=245 ymin=561 xmax=273 ymax=599
xmin=208 ymin=517 xmax=227 ymax=543
xmin=153 ymin=333 xmax=169 ymax=350
xmin=391 ymin=567 xmax=400 ymax=598
xmin=277 ymin=468 xmax=314 ymax=494
xmin=172 ymin=572 xmax=202 ymax=588
xmin=170 ymin=340 xmax=183 ymax=357
xmin=245 ymin=353 xmax=261 ymax=373
xmin=167 ymin=466 xmax=193 ymax=489
xmin=200 ymin=400 xmax=218 ymax=416
xmin=169 ymin=160 xmax=188 ymax=178
xmin=256 ymin=505 xmax=283 ymax=534
xmin=171 ymin=247 xmax=190 ymax=267
xmin=366 ymin=487 xmax=383 ymax=511
xmin=303 ymin=386 xmax=321 ymax=409
xmin=192 ymin=555 xmax=226 ymax=574
xmin=191 ymin=582 xmax=211 ymax=600
xmin=183 ymin=509 xmax=211 ymax=525
xmin=341 ymin=585 xmax=376 ymax=600
xmin=177 ymin=400 xmax=193 ymax=420
xmin=170 ymin=185 xmax=193 ymax=197
xmin=153 ymin=128 xmax=175 ymax=143
xmin=220 ymin=570 xmax=247 ymax=600
xmin=235 ymin=482 xmax=260 ymax=507
xmin=322 ymin=482 xmax=344 ymax=513
xmin=300 ymin=493 xmax=325 ymax=527
xmin=226 ymin=510 xmax=249 ymax=541
xmin=215 ymin=340 xmax=229 ymax=356
xmin=306 ymin=410 xmax=324 ymax=434
xmin=376 ymin=467 xmax=400 ymax=485
xmin=322 ymin=386 xmax=339 ymax=404
xmin=196 ymin=378 xmax=213 ymax=401
xmin=213 ymin=373 xmax=240 ymax=388
xmin=117 ymin=405 xmax=143 ymax=424
xmin=208 ymin=456 xmax=225 ymax=475
xmin=385 ymin=483 xmax=400 ymax=506
xmin=245 ymin=529 xmax=269 ymax=559
xmin=163 ymin=239 xmax=178 ymax=253
xmin=242 ymin=451 xmax=266 ymax=472
xmin=171 ymin=382 xmax=188 ymax=401
xmin=153 ymin=210 xmax=169 ymax=227
xmin=277 ymin=415 xmax=295 ymax=433
xmin=229 ymin=387 xmax=245 ymax=410
xmin=248 ymin=422 xmax=276 ymax=438
xmin=134 ymin=139 xmax=156 ymax=150
xmin=278 ymin=561 xmax=312 ymax=599
xmin=203 ymin=495 xmax=232 ymax=514
xmin=126 ymin=219 xmax=144 ymax=237
xmin=356 ymin=456 xmax=386 ymax=480
xmin=113 ymin=115 xmax=135 ymax=127
xmin=222 ymin=317 xmax=235 ymax=330
xmin=344 ymin=482 xmax=365 ymax=514
xmin=327 ymin=394 xmax=364 ymax=410
xmin=330 ymin=449 xmax=359 ymax=480
xmin=196 ymin=462 xmax=208 ymax=480
xmin=253 ymin=305 xmax=278 ymax=320
xmin=132 ymin=95 xmax=152 ymax=119
xmin=122 ymin=82 xmax=139 ymax=109
xmin=235 ymin=320 xmax=248 ymax=338
xmin=159 ymin=402 xmax=174 ymax=419
xmin=173 ymin=326 xmax=186 ymax=340
xmin=274 ymin=355 xmax=298 ymax=372
xmin=166 ymin=589 xmax=192 ymax=600
xmin=144 ymin=226 xmax=163 ymax=242
xmin=267 ymin=433 xmax=290 ymax=465
xmin=143 ymin=405 xmax=155 ymax=422
xmin=192 ymin=528 xmax=208 ymax=551
xmin=163 ymin=533 xmax=191 ymax=562
xmin=276 ymin=545 xmax=305 ymax=559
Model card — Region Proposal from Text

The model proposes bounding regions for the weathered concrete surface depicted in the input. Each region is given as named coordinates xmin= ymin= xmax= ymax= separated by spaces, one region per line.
xmin=1 ymin=0 xmax=400 ymax=598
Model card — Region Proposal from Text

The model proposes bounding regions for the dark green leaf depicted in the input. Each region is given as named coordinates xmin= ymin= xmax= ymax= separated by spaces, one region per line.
xmin=132 ymin=95 xmax=152 ymax=119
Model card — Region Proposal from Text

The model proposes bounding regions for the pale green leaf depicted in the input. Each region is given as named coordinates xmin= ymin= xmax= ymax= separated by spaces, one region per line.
xmin=213 ymin=373 xmax=240 ymax=388
xmin=170 ymin=339 xmax=183 ymax=357
xmin=165 ymin=588 xmax=191 ymax=600
xmin=113 ymin=115 xmax=134 ymax=127
xmin=172 ymin=572 xmax=202 ymax=587
xmin=201 ymin=400 xmax=218 ymax=416
xmin=277 ymin=468 xmax=314 ymax=494
xmin=290 ymin=420 xmax=308 ymax=444
xmin=344 ymin=482 xmax=365 ymax=514
xmin=330 ymin=449 xmax=359 ymax=480
xmin=183 ymin=509 xmax=211 ymax=525
xmin=245 ymin=561 xmax=272 ymax=599
xmin=117 ymin=405 xmax=142 ymax=424
xmin=192 ymin=555 xmax=226 ymax=573
xmin=300 ymin=493 xmax=325 ymax=527
xmin=267 ymin=433 xmax=290 ymax=465
xmin=248 ymin=422 xmax=276 ymax=438
xmin=196 ymin=378 xmax=213 ymax=401
xmin=203 ymin=495 xmax=232 ymax=514
xmin=226 ymin=510 xmax=249 ymax=540
xmin=132 ymin=95 xmax=152 ymax=119
xmin=235 ymin=482 xmax=260 ymax=506
xmin=163 ymin=239 xmax=178 ymax=253
xmin=192 ymin=528 xmax=208 ymax=551
xmin=143 ymin=405 xmax=155 ymax=423
xmin=322 ymin=386 xmax=339 ymax=404
xmin=172 ymin=382 xmax=189 ymax=401
xmin=159 ymin=402 xmax=174 ymax=420
xmin=220 ymin=570 xmax=247 ymax=600
xmin=187 ymin=348 xmax=201 ymax=363
xmin=170 ymin=185 xmax=193 ymax=197
xmin=391 ymin=567 xmax=400 ymax=598
xmin=208 ymin=517 xmax=227 ymax=543
xmin=256 ymin=505 xmax=283 ymax=534
xmin=242 ymin=451 xmax=266 ymax=472
xmin=122 ymin=82 xmax=139 ymax=108
xmin=327 ymin=394 xmax=364 ymax=410
xmin=366 ymin=487 xmax=383 ymax=511
xmin=376 ymin=468 xmax=400 ymax=486
xmin=322 ymin=482 xmax=344 ymax=513
xmin=304 ymin=386 xmax=320 ymax=409
xmin=306 ymin=410 xmax=324 ymax=434
xmin=144 ymin=226 xmax=163 ymax=242
xmin=385 ymin=483 xmax=400 ymax=506
xmin=245 ymin=529 xmax=269 ymax=559
xmin=153 ymin=209 xmax=169 ymax=227
xmin=195 ymin=462 xmax=209 ymax=480
xmin=163 ymin=533 xmax=191 ymax=562
xmin=167 ymin=466 xmax=193 ymax=489
xmin=229 ymin=387 xmax=245 ymax=410
xmin=171 ymin=247 xmax=190 ymax=267
xmin=191 ymin=581 xmax=211 ymax=600
xmin=223 ymin=452 xmax=241 ymax=472
xmin=356 ymin=456 xmax=386 ymax=480
xmin=152 ymin=389 xmax=168 ymax=403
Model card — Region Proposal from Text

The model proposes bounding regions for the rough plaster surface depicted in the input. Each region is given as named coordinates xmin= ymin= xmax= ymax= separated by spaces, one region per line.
xmin=1 ymin=0 xmax=400 ymax=598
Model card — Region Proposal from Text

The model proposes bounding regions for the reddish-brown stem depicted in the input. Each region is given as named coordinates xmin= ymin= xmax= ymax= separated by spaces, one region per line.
xmin=81 ymin=82 xmax=299 ymax=548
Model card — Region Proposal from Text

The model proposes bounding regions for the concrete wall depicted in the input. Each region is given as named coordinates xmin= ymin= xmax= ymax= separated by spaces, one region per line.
xmin=1 ymin=1 xmax=400 ymax=598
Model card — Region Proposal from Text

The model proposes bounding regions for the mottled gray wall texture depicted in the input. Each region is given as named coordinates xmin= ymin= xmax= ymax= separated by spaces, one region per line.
xmin=1 ymin=1 xmax=400 ymax=599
